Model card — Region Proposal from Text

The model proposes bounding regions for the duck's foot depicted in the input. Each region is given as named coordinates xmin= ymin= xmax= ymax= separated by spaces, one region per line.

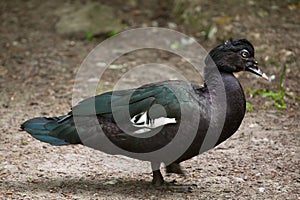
xmin=166 ymin=163 xmax=186 ymax=177
xmin=152 ymin=170 xmax=164 ymax=187
xmin=153 ymin=179 xmax=196 ymax=193
xmin=151 ymin=164 xmax=195 ymax=193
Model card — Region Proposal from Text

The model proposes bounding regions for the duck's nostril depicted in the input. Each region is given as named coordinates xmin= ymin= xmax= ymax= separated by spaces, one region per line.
xmin=246 ymin=61 xmax=253 ymax=68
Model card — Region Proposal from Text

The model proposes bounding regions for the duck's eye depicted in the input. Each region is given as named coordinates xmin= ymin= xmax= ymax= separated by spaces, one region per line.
xmin=241 ymin=49 xmax=250 ymax=58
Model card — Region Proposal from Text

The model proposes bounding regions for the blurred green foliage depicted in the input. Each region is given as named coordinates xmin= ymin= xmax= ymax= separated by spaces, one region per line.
xmin=247 ymin=65 xmax=287 ymax=110
xmin=246 ymin=102 xmax=255 ymax=111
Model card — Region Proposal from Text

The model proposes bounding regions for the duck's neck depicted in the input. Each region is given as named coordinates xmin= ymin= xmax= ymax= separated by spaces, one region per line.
xmin=220 ymin=71 xmax=246 ymax=114
xmin=204 ymin=68 xmax=246 ymax=112
xmin=219 ymin=71 xmax=246 ymax=142
xmin=204 ymin=68 xmax=246 ymax=144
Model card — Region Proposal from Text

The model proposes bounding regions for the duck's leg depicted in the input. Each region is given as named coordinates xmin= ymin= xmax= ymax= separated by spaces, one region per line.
xmin=151 ymin=162 xmax=164 ymax=187
xmin=151 ymin=162 xmax=195 ymax=192
xmin=166 ymin=163 xmax=185 ymax=176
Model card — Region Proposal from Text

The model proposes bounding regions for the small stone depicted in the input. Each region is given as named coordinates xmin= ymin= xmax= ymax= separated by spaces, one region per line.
xmin=88 ymin=78 xmax=99 ymax=82
xmin=103 ymin=180 xmax=117 ymax=185
xmin=258 ymin=187 xmax=265 ymax=193
xmin=249 ymin=123 xmax=259 ymax=128
xmin=234 ymin=177 xmax=245 ymax=183
xmin=151 ymin=21 xmax=158 ymax=27
xmin=167 ymin=22 xmax=177 ymax=29
xmin=69 ymin=41 xmax=76 ymax=46
xmin=269 ymin=75 xmax=276 ymax=81
xmin=55 ymin=3 xmax=126 ymax=38
xmin=109 ymin=64 xmax=125 ymax=69
xmin=96 ymin=62 xmax=106 ymax=67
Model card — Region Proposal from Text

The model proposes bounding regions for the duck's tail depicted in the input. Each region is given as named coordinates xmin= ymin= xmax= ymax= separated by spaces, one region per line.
xmin=21 ymin=116 xmax=81 ymax=146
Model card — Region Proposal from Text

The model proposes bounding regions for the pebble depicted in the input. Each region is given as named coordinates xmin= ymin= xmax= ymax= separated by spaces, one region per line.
xmin=258 ymin=187 xmax=265 ymax=193
xmin=151 ymin=21 xmax=158 ymax=27
xmin=96 ymin=62 xmax=107 ymax=67
xmin=234 ymin=177 xmax=245 ymax=183
xmin=167 ymin=22 xmax=177 ymax=29
xmin=12 ymin=41 xmax=18 ymax=46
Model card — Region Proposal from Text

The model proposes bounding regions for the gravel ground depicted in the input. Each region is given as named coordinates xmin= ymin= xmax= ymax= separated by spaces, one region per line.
xmin=0 ymin=1 xmax=299 ymax=199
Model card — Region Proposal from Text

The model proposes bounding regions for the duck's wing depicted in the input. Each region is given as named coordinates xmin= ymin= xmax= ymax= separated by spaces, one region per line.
xmin=71 ymin=80 xmax=204 ymax=123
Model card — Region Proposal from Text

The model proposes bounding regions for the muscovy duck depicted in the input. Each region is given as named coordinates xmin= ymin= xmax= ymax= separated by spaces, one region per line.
xmin=21 ymin=39 xmax=268 ymax=187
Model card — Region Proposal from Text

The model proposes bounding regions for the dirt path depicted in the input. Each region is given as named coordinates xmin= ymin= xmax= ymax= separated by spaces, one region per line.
xmin=0 ymin=1 xmax=299 ymax=199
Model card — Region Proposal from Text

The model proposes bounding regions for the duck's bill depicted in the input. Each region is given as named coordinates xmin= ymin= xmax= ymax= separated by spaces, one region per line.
xmin=246 ymin=66 xmax=269 ymax=80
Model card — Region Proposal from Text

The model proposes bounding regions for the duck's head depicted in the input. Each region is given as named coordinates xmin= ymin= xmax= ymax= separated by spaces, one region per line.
xmin=205 ymin=39 xmax=268 ymax=80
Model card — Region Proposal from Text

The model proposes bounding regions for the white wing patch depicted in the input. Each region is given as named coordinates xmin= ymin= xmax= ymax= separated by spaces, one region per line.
xmin=130 ymin=111 xmax=177 ymax=134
